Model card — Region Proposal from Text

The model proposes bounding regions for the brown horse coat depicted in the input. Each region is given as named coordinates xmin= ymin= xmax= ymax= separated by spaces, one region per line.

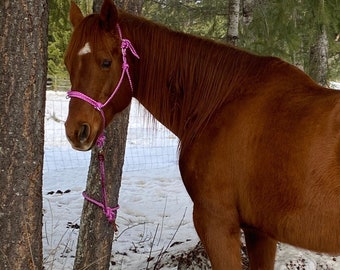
xmin=65 ymin=0 xmax=340 ymax=269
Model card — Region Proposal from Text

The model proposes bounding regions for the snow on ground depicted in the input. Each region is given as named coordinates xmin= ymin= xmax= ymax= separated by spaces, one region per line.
xmin=330 ymin=81 xmax=340 ymax=89
xmin=43 ymin=92 xmax=195 ymax=269
xmin=43 ymin=88 xmax=340 ymax=269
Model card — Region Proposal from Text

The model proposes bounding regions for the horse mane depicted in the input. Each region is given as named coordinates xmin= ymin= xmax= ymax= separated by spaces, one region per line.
xmin=119 ymin=12 xmax=288 ymax=148
xmin=66 ymin=10 xmax=314 ymax=149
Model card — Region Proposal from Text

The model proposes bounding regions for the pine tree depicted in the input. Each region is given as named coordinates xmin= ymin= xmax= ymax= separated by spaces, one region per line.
xmin=0 ymin=0 xmax=48 ymax=268
xmin=48 ymin=0 xmax=71 ymax=78
xmin=226 ymin=0 xmax=240 ymax=45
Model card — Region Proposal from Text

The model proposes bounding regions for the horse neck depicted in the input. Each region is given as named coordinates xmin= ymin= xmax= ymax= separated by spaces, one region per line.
xmin=119 ymin=12 xmax=260 ymax=146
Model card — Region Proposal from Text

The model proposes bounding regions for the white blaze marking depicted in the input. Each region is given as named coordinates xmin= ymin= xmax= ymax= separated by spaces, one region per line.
xmin=78 ymin=42 xmax=91 ymax=55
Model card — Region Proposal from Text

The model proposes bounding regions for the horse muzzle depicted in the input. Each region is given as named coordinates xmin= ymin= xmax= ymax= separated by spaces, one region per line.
xmin=65 ymin=122 xmax=96 ymax=151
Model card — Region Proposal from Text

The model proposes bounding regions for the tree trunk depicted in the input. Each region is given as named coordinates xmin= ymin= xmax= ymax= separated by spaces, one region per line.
xmin=241 ymin=0 xmax=254 ymax=27
xmin=92 ymin=0 xmax=102 ymax=13
xmin=309 ymin=24 xmax=329 ymax=86
xmin=116 ymin=0 xmax=144 ymax=14
xmin=226 ymin=0 xmax=240 ymax=45
xmin=239 ymin=0 xmax=254 ymax=48
xmin=73 ymin=0 xmax=143 ymax=269
xmin=73 ymin=108 xmax=130 ymax=270
xmin=0 ymin=1 xmax=48 ymax=269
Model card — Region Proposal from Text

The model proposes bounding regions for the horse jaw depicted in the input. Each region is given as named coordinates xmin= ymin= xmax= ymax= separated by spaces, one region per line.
xmin=69 ymin=141 xmax=94 ymax=152
xmin=65 ymin=133 xmax=95 ymax=152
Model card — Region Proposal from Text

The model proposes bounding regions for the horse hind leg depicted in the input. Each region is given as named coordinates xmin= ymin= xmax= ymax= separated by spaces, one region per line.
xmin=244 ymin=228 xmax=277 ymax=270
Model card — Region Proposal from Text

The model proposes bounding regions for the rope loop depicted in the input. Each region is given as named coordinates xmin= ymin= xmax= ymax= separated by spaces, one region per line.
xmin=104 ymin=205 xmax=120 ymax=223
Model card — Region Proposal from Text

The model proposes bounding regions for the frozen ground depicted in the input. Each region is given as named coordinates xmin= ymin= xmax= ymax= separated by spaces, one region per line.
xmin=43 ymin=88 xmax=340 ymax=269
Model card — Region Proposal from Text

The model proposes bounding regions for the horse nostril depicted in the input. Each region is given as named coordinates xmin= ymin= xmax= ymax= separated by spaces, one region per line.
xmin=78 ymin=123 xmax=90 ymax=143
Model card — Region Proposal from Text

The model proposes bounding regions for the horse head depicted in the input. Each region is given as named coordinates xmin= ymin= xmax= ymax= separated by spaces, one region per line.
xmin=64 ymin=0 xmax=136 ymax=151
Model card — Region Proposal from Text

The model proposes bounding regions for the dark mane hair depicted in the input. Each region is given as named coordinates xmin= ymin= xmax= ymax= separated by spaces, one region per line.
xmin=119 ymin=12 xmax=288 ymax=148
xmin=66 ymin=9 xmax=314 ymax=149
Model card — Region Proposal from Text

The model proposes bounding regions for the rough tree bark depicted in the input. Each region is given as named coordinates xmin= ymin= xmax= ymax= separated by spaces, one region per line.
xmin=0 ymin=0 xmax=48 ymax=269
xmin=241 ymin=0 xmax=254 ymax=27
xmin=309 ymin=25 xmax=329 ymax=86
xmin=73 ymin=1 xmax=143 ymax=269
xmin=116 ymin=0 xmax=144 ymax=15
xmin=92 ymin=0 xmax=103 ymax=13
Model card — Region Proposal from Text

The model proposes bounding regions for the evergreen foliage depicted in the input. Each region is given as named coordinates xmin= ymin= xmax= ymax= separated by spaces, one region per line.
xmin=48 ymin=0 xmax=93 ymax=79
xmin=48 ymin=0 xmax=71 ymax=77
xmin=240 ymin=0 xmax=340 ymax=79
xmin=142 ymin=0 xmax=227 ymax=40
xmin=48 ymin=0 xmax=340 ymax=81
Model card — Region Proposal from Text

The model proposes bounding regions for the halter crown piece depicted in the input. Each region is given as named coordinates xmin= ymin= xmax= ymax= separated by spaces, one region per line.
xmin=67 ymin=24 xmax=140 ymax=223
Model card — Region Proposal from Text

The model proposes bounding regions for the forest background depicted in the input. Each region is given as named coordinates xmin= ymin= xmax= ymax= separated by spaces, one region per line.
xmin=48 ymin=0 xmax=340 ymax=85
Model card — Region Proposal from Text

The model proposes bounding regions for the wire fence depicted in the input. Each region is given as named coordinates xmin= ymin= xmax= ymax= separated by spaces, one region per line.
xmin=44 ymin=90 xmax=179 ymax=173
xmin=47 ymin=76 xmax=70 ymax=91
xmin=44 ymin=82 xmax=340 ymax=174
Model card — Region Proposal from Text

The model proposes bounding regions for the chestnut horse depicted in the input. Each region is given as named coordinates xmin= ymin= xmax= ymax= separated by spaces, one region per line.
xmin=65 ymin=0 xmax=340 ymax=269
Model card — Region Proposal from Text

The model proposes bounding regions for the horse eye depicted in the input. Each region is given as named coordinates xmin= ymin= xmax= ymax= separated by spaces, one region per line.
xmin=101 ymin=59 xmax=112 ymax=68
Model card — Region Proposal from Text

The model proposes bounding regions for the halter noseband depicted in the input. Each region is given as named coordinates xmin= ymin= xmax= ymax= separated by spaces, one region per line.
xmin=67 ymin=24 xmax=140 ymax=146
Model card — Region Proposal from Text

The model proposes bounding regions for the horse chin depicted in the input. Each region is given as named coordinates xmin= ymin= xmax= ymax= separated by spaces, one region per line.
xmin=67 ymin=137 xmax=95 ymax=151
xmin=72 ymin=143 xmax=94 ymax=151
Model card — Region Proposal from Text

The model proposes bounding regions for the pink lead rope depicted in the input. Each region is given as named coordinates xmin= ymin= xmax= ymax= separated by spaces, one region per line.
xmin=67 ymin=24 xmax=140 ymax=224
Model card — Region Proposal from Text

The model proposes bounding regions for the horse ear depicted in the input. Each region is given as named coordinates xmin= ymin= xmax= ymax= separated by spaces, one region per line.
xmin=100 ymin=0 xmax=118 ymax=32
xmin=69 ymin=1 xmax=84 ymax=28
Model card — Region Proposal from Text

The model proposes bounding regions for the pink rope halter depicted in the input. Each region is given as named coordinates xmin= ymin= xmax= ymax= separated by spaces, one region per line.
xmin=67 ymin=24 xmax=140 ymax=223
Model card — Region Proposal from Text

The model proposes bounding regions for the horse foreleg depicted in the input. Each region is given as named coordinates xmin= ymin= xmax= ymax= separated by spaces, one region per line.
xmin=193 ymin=204 xmax=242 ymax=270
xmin=244 ymin=228 xmax=277 ymax=270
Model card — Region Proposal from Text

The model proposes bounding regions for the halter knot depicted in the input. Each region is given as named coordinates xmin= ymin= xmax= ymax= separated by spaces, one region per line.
xmin=96 ymin=133 xmax=106 ymax=148
xmin=121 ymin=38 xmax=140 ymax=60
xmin=94 ymin=103 xmax=104 ymax=111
